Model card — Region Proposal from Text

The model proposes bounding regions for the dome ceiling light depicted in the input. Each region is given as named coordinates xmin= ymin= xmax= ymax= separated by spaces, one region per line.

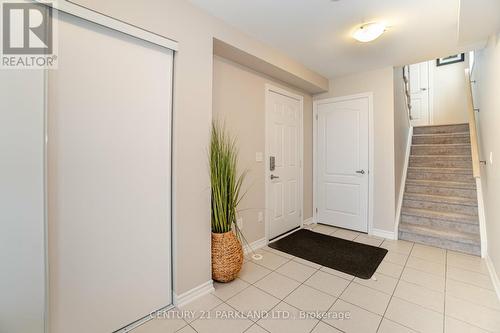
xmin=352 ymin=22 xmax=386 ymax=42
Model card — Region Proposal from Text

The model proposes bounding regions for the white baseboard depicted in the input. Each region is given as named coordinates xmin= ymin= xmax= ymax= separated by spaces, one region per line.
xmin=243 ymin=237 xmax=267 ymax=255
xmin=303 ymin=217 xmax=315 ymax=226
xmin=371 ymin=228 xmax=396 ymax=240
xmin=173 ymin=280 xmax=214 ymax=308
xmin=485 ymin=255 xmax=500 ymax=301
xmin=394 ymin=126 xmax=413 ymax=240
xmin=476 ymin=179 xmax=488 ymax=258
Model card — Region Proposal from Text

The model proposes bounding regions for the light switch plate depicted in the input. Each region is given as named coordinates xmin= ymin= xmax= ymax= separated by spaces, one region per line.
xmin=490 ymin=152 xmax=493 ymax=165
xmin=257 ymin=211 xmax=264 ymax=223
xmin=256 ymin=152 xmax=263 ymax=162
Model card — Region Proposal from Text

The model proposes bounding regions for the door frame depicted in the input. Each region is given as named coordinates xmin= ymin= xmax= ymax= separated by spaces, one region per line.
xmin=264 ymin=84 xmax=304 ymax=242
xmin=428 ymin=61 xmax=435 ymax=125
xmin=313 ymin=92 xmax=374 ymax=235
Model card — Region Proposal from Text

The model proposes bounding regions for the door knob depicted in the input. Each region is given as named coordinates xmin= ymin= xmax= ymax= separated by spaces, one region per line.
xmin=421 ymin=88 xmax=427 ymax=91
xmin=355 ymin=170 xmax=365 ymax=175
xmin=270 ymin=174 xmax=280 ymax=180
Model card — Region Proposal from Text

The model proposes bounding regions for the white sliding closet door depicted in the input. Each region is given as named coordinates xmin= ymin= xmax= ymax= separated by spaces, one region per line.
xmin=48 ymin=13 xmax=173 ymax=333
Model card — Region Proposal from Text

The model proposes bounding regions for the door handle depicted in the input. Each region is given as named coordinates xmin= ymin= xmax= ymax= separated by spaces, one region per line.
xmin=270 ymin=174 xmax=280 ymax=180
xmin=355 ymin=170 xmax=365 ymax=175
xmin=421 ymin=88 xmax=427 ymax=91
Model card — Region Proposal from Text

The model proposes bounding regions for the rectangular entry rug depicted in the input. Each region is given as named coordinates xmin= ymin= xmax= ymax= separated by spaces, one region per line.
xmin=268 ymin=229 xmax=387 ymax=279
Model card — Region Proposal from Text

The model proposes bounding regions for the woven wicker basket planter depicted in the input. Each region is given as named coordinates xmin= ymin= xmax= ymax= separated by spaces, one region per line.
xmin=211 ymin=231 xmax=243 ymax=283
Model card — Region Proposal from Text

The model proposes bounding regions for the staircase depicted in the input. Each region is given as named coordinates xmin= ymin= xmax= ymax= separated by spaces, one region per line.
xmin=399 ymin=123 xmax=481 ymax=256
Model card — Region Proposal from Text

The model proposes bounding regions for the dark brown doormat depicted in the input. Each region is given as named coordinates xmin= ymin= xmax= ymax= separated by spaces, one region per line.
xmin=268 ymin=229 xmax=387 ymax=279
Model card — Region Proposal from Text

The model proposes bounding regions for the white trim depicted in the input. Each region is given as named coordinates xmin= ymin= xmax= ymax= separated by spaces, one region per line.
xmin=371 ymin=228 xmax=396 ymax=240
xmin=36 ymin=0 xmax=178 ymax=51
xmin=485 ymin=255 xmax=500 ymax=301
xmin=268 ymin=226 xmax=301 ymax=243
xmin=303 ymin=217 xmax=315 ymax=226
xmin=173 ymin=280 xmax=214 ymax=308
xmin=243 ymin=238 xmax=267 ymax=255
xmin=264 ymin=84 xmax=304 ymax=242
xmin=313 ymin=93 xmax=374 ymax=235
xmin=476 ymin=179 xmax=488 ymax=258
xmin=117 ymin=304 xmax=175 ymax=333
xmin=394 ymin=126 xmax=413 ymax=239
xmin=427 ymin=60 xmax=435 ymax=125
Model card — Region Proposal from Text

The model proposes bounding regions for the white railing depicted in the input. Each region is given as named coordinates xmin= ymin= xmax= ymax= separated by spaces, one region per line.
xmin=464 ymin=68 xmax=481 ymax=179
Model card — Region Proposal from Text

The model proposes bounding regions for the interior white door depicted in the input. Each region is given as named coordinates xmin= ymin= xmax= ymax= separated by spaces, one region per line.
xmin=316 ymin=96 xmax=369 ymax=232
xmin=48 ymin=13 xmax=172 ymax=333
xmin=409 ymin=61 xmax=431 ymax=126
xmin=267 ymin=89 xmax=302 ymax=239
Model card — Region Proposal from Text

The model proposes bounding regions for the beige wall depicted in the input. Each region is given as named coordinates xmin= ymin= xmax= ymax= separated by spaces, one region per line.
xmin=69 ymin=0 xmax=326 ymax=296
xmin=476 ymin=33 xmax=500 ymax=280
xmin=315 ymin=67 xmax=396 ymax=233
xmin=213 ymin=57 xmax=313 ymax=243
xmin=431 ymin=58 xmax=469 ymax=125
xmin=393 ymin=67 xmax=411 ymax=212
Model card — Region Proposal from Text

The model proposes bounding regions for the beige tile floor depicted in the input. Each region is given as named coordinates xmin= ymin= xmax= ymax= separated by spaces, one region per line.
xmin=131 ymin=224 xmax=500 ymax=333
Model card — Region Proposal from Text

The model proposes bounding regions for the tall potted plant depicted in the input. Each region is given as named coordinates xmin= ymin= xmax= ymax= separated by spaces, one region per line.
xmin=210 ymin=121 xmax=246 ymax=282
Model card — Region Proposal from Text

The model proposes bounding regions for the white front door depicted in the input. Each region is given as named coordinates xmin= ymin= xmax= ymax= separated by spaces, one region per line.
xmin=266 ymin=88 xmax=302 ymax=240
xmin=316 ymin=96 xmax=369 ymax=232
xmin=409 ymin=61 xmax=431 ymax=126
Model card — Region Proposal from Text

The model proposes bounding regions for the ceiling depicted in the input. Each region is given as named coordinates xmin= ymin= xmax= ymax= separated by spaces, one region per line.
xmin=189 ymin=0 xmax=497 ymax=78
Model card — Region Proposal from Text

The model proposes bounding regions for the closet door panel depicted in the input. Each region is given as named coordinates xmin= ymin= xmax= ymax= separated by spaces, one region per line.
xmin=48 ymin=13 xmax=173 ymax=333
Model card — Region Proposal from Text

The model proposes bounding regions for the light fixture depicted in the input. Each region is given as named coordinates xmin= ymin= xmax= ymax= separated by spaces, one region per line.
xmin=352 ymin=22 xmax=386 ymax=42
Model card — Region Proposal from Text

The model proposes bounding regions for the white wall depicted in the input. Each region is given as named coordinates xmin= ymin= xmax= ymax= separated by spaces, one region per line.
xmin=476 ymin=33 xmax=500 ymax=283
xmin=431 ymin=58 xmax=469 ymax=125
xmin=0 ymin=71 xmax=46 ymax=333
xmin=213 ymin=56 xmax=313 ymax=243
xmin=315 ymin=67 xmax=396 ymax=234
xmin=394 ymin=67 xmax=411 ymax=211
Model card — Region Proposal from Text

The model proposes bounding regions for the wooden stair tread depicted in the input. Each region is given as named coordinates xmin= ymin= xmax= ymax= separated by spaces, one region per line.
xmin=403 ymin=193 xmax=478 ymax=206
xmin=412 ymin=132 xmax=469 ymax=137
xmin=401 ymin=207 xmax=479 ymax=223
xmin=405 ymin=179 xmax=476 ymax=189
xmin=408 ymin=166 xmax=473 ymax=174
xmin=399 ymin=223 xmax=480 ymax=244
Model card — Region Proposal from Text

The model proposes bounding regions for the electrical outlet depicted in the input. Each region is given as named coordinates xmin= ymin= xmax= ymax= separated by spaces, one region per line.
xmin=237 ymin=217 xmax=243 ymax=229
xmin=257 ymin=211 xmax=264 ymax=223
xmin=256 ymin=152 xmax=263 ymax=162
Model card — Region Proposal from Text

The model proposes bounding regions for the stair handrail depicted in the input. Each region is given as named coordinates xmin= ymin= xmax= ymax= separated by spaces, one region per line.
xmin=402 ymin=66 xmax=412 ymax=124
xmin=464 ymin=68 xmax=480 ymax=179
